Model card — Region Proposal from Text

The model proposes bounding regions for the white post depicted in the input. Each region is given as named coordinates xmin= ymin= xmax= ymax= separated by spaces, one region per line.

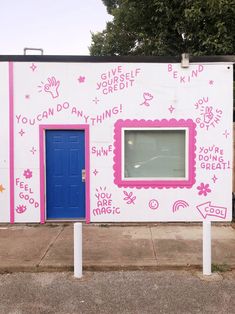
xmin=203 ymin=221 xmax=211 ymax=275
xmin=74 ymin=223 xmax=82 ymax=278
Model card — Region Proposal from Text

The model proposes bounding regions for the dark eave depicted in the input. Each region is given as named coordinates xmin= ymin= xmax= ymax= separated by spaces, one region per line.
xmin=0 ymin=55 xmax=234 ymax=63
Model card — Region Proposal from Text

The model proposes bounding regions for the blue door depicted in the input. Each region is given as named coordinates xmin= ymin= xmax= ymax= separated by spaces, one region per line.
xmin=46 ymin=130 xmax=85 ymax=219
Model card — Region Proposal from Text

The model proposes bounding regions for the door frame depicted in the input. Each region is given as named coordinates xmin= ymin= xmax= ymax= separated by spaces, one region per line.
xmin=39 ymin=124 xmax=90 ymax=223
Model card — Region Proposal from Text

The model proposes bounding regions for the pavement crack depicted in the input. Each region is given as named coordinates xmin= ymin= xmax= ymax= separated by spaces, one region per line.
xmin=149 ymin=227 xmax=157 ymax=262
xmin=38 ymin=226 xmax=65 ymax=267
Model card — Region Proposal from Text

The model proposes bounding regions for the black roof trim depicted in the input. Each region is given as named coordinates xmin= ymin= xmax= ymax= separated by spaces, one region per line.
xmin=0 ymin=55 xmax=234 ymax=63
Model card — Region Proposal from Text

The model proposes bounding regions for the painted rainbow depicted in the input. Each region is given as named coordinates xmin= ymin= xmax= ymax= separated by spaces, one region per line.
xmin=172 ymin=200 xmax=189 ymax=213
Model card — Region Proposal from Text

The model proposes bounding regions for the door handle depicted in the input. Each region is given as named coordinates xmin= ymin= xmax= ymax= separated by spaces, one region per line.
xmin=82 ymin=169 xmax=86 ymax=182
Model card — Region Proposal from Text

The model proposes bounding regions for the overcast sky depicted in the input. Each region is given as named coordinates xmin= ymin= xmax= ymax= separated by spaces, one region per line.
xmin=0 ymin=0 xmax=112 ymax=55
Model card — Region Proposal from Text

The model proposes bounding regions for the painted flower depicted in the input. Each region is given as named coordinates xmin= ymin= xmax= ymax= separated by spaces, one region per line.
xmin=23 ymin=169 xmax=33 ymax=179
xmin=143 ymin=92 xmax=153 ymax=101
xmin=140 ymin=92 xmax=154 ymax=107
xmin=197 ymin=183 xmax=211 ymax=196
xmin=78 ymin=76 xmax=85 ymax=83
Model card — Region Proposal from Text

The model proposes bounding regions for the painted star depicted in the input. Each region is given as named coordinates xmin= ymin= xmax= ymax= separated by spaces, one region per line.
xmin=78 ymin=76 xmax=85 ymax=83
xmin=19 ymin=129 xmax=25 ymax=136
xmin=0 ymin=184 xmax=5 ymax=192
xmin=223 ymin=130 xmax=229 ymax=139
xmin=25 ymin=94 xmax=30 ymax=99
xmin=93 ymin=169 xmax=99 ymax=176
xmin=212 ymin=175 xmax=218 ymax=183
xmin=209 ymin=80 xmax=214 ymax=85
xmin=92 ymin=97 xmax=100 ymax=104
xmin=30 ymin=63 xmax=37 ymax=72
xmin=30 ymin=146 xmax=37 ymax=154
xmin=168 ymin=105 xmax=175 ymax=114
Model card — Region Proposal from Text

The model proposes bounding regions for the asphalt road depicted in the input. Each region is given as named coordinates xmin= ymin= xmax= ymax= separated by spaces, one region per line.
xmin=0 ymin=271 xmax=235 ymax=314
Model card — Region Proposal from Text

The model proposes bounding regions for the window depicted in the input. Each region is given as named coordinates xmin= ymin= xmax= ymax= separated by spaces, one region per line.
xmin=124 ymin=129 xmax=186 ymax=179
xmin=114 ymin=119 xmax=196 ymax=188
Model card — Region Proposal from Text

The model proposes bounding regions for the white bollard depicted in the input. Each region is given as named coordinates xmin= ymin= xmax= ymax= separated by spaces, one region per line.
xmin=203 ymin=221 xmax=211 ymax=276
xmin=74 ymin=222 xmax=82 ymax=278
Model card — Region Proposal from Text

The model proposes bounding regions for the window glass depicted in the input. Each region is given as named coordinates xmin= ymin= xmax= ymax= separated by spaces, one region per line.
xmin=124 ymin=130 xmax=186 ymax=179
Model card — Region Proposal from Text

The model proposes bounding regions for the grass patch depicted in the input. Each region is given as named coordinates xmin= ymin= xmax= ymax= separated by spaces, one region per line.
xmin=212 ymin=263 xmax=231 ymax=272
xmin=100 ymin=224 xmax=109 ymax=228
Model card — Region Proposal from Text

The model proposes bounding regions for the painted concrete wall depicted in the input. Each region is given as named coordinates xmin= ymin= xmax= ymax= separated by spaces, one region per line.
xmin=0 ymin=61 xmax=233 ymax=223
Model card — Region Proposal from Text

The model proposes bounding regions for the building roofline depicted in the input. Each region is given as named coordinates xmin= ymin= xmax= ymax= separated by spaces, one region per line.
xmin=0 ymin=55 xmax=234 ymax=63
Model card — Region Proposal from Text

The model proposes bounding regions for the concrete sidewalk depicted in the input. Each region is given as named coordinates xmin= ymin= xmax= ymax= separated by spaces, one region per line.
xmin=0 ymin=224 xmax=234 ymax=273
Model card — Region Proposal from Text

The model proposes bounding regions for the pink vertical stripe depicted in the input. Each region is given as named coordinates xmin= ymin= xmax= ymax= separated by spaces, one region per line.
xmin=9 ymin=62 xmax=15 ymax=223
xmin=39 ymin=125 xmax=45 ymax=223
xmin=85 ymin=126 xmax=90 ymax=223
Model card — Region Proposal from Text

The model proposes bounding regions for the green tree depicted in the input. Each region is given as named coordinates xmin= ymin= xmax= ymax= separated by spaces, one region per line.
xmin=89 ymin=0 xmax=235 ymax=56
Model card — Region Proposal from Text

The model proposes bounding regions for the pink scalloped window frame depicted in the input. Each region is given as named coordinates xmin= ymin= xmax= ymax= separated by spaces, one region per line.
xmin=113 ymin=119 xmax=196 ymax=189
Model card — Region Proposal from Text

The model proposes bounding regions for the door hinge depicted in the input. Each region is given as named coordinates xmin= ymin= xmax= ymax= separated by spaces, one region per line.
xmin=82 ymin=169 xmax=86 ymax=182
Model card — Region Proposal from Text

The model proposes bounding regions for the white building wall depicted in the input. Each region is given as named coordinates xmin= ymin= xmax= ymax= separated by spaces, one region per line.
xmin=0 ymin=60 xmax=233 ymax=223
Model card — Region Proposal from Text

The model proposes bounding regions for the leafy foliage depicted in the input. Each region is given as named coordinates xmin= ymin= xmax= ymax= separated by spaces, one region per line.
xmin=89 ymin=0 xmax=235 ymax=56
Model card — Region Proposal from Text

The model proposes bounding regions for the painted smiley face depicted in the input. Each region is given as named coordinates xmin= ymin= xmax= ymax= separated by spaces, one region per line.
xmin=149 ymin=199 xmax=159 ymax=210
